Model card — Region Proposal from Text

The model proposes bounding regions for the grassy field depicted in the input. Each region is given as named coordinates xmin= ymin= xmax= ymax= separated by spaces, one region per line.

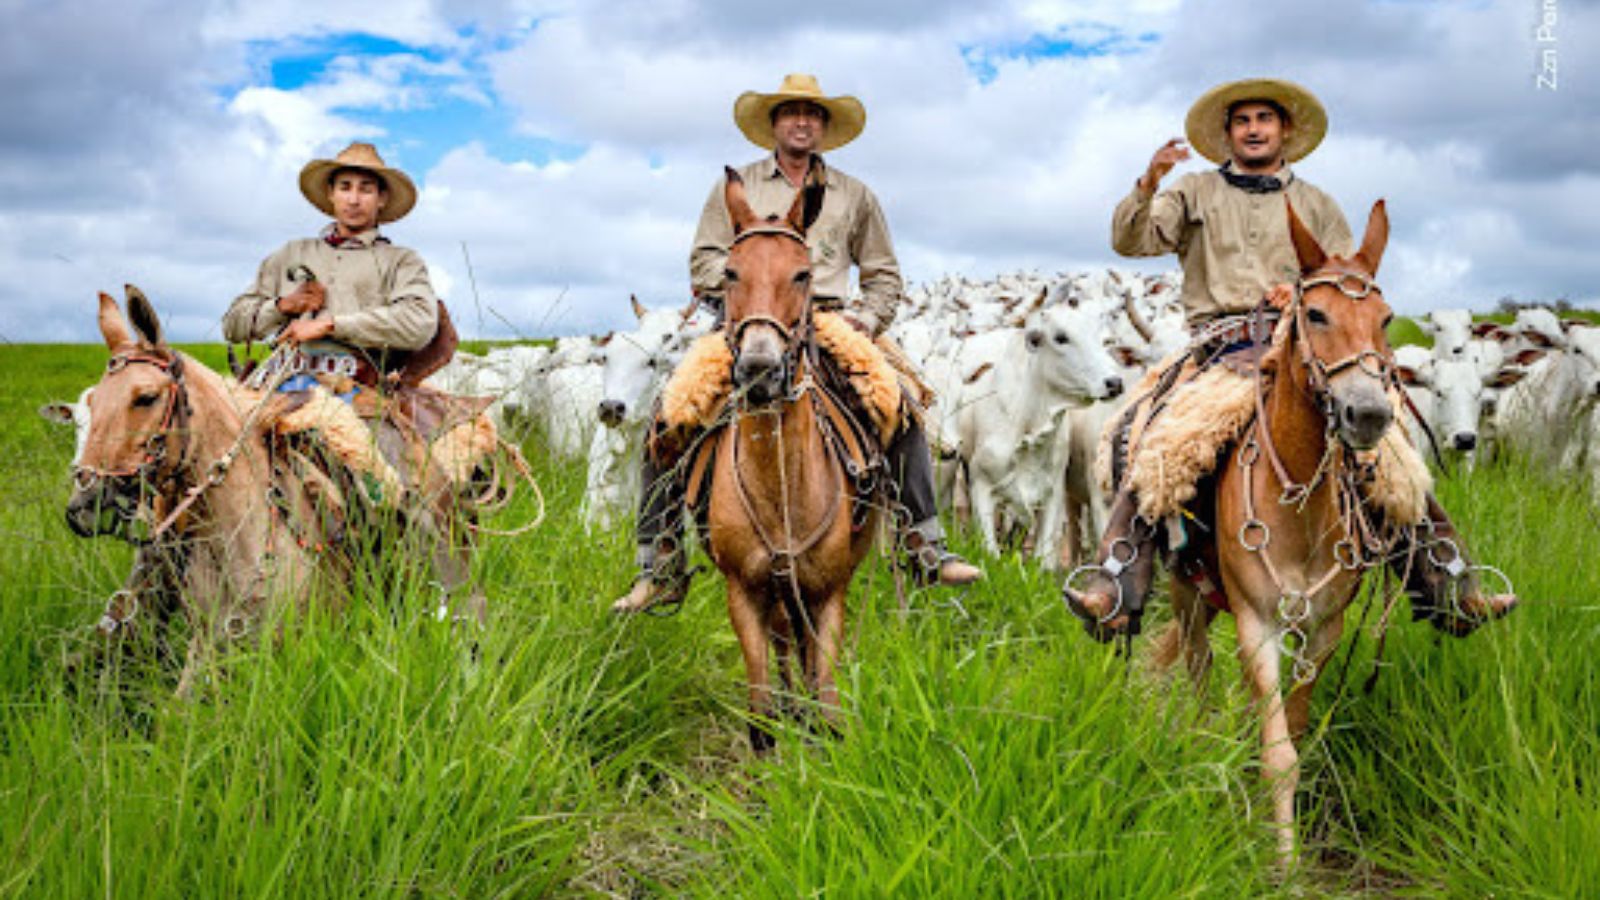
xmin=2 ymin=343 xmax=1596 ymax=897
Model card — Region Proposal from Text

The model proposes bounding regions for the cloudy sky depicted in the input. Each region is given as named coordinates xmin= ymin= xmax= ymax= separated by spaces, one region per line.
xmin=1 ymin=0 xmax=1594 ymax=343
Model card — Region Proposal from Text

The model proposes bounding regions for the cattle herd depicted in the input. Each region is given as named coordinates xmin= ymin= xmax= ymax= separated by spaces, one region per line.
xmin=47 ymin=274 xmax=1599 ymax=552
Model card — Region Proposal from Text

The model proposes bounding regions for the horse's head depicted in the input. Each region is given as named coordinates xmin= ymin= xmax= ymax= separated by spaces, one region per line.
xmin=1283 ymin=198 xmax=1396 ymax=451
xmin=722 ymin=166 xmax=815 ymax=406
xmin=67 ymin=286 xmax=190 ymax=538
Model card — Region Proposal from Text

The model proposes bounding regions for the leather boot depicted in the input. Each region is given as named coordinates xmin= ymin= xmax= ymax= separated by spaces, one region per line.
xmin=1399 ymin=494 xmax=1518 ymax=636
xmin=611 ymin=429 xmax=693 ymax=615
xmin=889 ymin=418 xmax=982 ymax=587
xmin=1062 ymin=490 xmax=1160 ymax=642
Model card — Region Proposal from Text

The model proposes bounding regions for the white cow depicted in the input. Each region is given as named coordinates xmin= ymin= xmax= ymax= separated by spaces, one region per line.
xmin=935 ymin=286 xmax=1126 ymax=558
xmin=38 ymin=386 xmax=95 ymax=464
xmin=584 ymin=298 xmax=714 ymax=530
xmin=1494 ymin=319 xmax=1600 ymax=478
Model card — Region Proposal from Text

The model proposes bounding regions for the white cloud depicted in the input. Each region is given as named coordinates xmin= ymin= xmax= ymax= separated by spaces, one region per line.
xmin=0 ymin=0 xmax=1594 ymax=348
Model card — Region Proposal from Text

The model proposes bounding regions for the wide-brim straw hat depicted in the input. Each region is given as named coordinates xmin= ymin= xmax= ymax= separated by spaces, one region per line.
xmin=1184 ymin=78 xmax=1328 ymax=165
xmin=298 ymin=142 xmax=418 ymax=224
xmin=733 ymin=74 xmax=866 ymax=153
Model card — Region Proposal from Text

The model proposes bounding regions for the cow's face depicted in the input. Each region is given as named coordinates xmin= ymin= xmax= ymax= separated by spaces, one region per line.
xmin=1025 ymin=301 xmax=1124 ymax=403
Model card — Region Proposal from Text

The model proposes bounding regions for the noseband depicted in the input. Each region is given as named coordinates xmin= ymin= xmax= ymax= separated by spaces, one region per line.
xmin=73 ymin=351 xmax=192 ymax=490
xmin=725 ymin=225 xmax=816 ymax=402
xmin=1290 ymin=270 xmax=1393 ymax=409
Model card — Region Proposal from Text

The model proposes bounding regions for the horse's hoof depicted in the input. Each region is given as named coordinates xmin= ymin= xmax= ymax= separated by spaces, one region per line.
xmin=748 ymin=724 xmax=776 ymax=755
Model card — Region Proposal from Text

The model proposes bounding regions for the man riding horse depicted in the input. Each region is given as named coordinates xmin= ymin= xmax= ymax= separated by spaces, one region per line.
xmin=223 ymin=141 xmax=448 ymax=381
xmin=612 ymin=74 xmax=981 ymax=614
xmin=1064 ymin=78 xmax=1517 ymax=638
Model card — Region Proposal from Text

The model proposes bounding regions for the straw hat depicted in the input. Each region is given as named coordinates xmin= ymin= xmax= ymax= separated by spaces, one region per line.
xmin=298 ymin=142 xmax=418 ymax=224
xmin=1183 ymin=78 xmax=1327 ymax=165
xmin=733 ymin=74 xmax=866 ymax=153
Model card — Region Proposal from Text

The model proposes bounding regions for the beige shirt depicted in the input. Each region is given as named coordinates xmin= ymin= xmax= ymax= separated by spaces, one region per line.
xmin=690 ymin=155 xmax=904 ymax=335
xmin=223 ymin=226 xmax=439 ymax=351
xmin=1111 ymin=167 xmax=1353 ymax=322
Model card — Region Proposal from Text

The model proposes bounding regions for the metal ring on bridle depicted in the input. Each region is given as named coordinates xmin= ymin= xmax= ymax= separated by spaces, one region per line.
xmin=1239 ymin=519 xmax=1270 ymax=552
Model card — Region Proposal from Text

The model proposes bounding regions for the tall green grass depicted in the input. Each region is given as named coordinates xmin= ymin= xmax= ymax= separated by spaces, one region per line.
xmin=2 ymin=344 xmax=1594 ymax=896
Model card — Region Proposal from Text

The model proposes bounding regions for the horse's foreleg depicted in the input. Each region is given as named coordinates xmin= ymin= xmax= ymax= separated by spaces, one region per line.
xmin=807 ymin=591 xmax=847 ymax=737
xmin=1285 ymin=611 xmax=1345 ymax=741
xmin=1234 ymin=607 xmax=1298 ymax=863
xmin=726 ymin=581 xmax=775 ymax=753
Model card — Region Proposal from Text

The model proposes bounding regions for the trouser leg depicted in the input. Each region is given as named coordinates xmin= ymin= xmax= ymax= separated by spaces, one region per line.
xmin=634 ymin=448 xmax=685 ymax=574
xmin=885 ymin=416 xmax=942 ymax=543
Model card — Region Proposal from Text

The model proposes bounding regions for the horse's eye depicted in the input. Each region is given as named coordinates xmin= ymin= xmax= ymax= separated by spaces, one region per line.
xmin=1307 ymin=308 xmax=1330 ymax=326
xmin=724 ymin=269 xmax=739 ymax=283
xmin=1382 ymin=314 xmax=1394 ymax=329
xmin=793 ymin=270 xmax=811 ymax=286
xmin=133 ymin=392 xmax=160 ymax=408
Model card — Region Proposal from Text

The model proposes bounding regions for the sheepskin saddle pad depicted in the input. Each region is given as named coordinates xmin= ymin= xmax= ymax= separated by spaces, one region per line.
xmin=659 ymin=311 xmax=903 ymax=443
xmin=1097 ymin=354 xmax=1432 ymax=528
xmin=229 ymin=382 xmax=498 ymax=505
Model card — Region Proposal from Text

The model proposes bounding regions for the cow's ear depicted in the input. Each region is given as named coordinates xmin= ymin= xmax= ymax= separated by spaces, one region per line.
xmin=1487 ymin=366 xmax=1529 ymax=388
xmin=38 ymin=402 xmax=75 ymax=425
xmin=1395 ymin=365 xmax=1429 ymax=388
xmin=1111 ymin=345 xmax=1141 ymax=368
xmin=1524 ymin=330 xmax=1557 ymax=349
xmin=1511 ymin=348 xmax=1547 ymax=367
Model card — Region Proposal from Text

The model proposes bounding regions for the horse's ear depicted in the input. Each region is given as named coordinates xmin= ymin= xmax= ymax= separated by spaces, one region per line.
xmin=724 ymin=166 xmax=758 ymax=236
xmin=125 ymin=284 xmax=163 ymax=347
xmin=1354 ymin=199 xmax=1389 ymax=275
xmin=630 ymin=294 xmax=646 ymax=320
xmin=98 ymin=291 xmax=134 ymax=352
xmin=1285 ymin=199 xmax=1327 ymax=275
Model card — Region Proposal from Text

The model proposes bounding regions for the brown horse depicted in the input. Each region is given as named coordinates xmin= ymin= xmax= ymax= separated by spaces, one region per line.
xmin=68 ymin=287 xmax=492 ymax=696
xmin=68 ymin=288 xmax=336 ymax=695
xmin=1161 ymin=200 xmax=1402 ymax=861
xmin=707 ymin=169 xmax=879 ymax=752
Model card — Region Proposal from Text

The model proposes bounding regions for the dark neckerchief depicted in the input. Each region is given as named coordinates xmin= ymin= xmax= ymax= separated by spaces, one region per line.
xmin=321 ymin=224 xmax=391 ymax=249
xmin=1219 ymin=161 xmax=1286 ymax=194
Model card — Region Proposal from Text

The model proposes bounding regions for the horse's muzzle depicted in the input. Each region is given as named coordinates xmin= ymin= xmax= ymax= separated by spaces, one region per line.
xmin=733 ymin=350 xmax=787 ymax=407
xmin=1334 ymin=395 xmax=1393 ymax=451
xmin=65 ymin=473 xmax=140 ymax=539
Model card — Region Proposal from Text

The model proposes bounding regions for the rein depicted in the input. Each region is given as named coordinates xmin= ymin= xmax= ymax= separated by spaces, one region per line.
xmin=1236 ymin=270 xmax=1403 ymax=685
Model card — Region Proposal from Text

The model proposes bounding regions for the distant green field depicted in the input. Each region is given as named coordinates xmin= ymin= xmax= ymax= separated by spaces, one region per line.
xmin=2 ymin=343 xmax=1595 ymax=897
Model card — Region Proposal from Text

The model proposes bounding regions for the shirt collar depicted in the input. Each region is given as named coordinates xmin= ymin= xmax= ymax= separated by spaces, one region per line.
xmin=765 ymin=152 xmax=834 ymax=188
xmin=320 ymin=223 xmax=389 ymax=248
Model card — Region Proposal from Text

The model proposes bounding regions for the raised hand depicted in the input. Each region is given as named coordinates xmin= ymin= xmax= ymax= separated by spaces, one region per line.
xmin=1140 ymin=138 xmax=1191 ymax=194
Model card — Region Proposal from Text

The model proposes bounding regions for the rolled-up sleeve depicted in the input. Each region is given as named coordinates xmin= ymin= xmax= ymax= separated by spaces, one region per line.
xmin=1311 ymin=189 xmax=1355 ymax=258
xmin=329 ymin=249 xmax=438 ymax=351
xmin=689 ymin=177 xmax=734 ymax=300
xmin=223 ymin=248 xmax=290 ymax=344
xmin=1111 ymin=178 xmax=1190 ymax=258
xmin=848 ymin=185 xmax=904 ymax=336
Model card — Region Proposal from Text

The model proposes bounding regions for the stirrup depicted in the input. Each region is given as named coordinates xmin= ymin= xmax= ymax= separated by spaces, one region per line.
xmin=905 ymin=541 xmax=972 ymax=587
xmin=1062 ymin=561 xmax=1127 ymax=640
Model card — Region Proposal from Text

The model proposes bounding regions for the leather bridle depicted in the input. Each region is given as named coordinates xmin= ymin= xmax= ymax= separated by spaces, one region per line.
xmin=73 ymin=351 xmax=192 ymax=488
xmin=724 ymin=224 xmax=816 ymax=404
